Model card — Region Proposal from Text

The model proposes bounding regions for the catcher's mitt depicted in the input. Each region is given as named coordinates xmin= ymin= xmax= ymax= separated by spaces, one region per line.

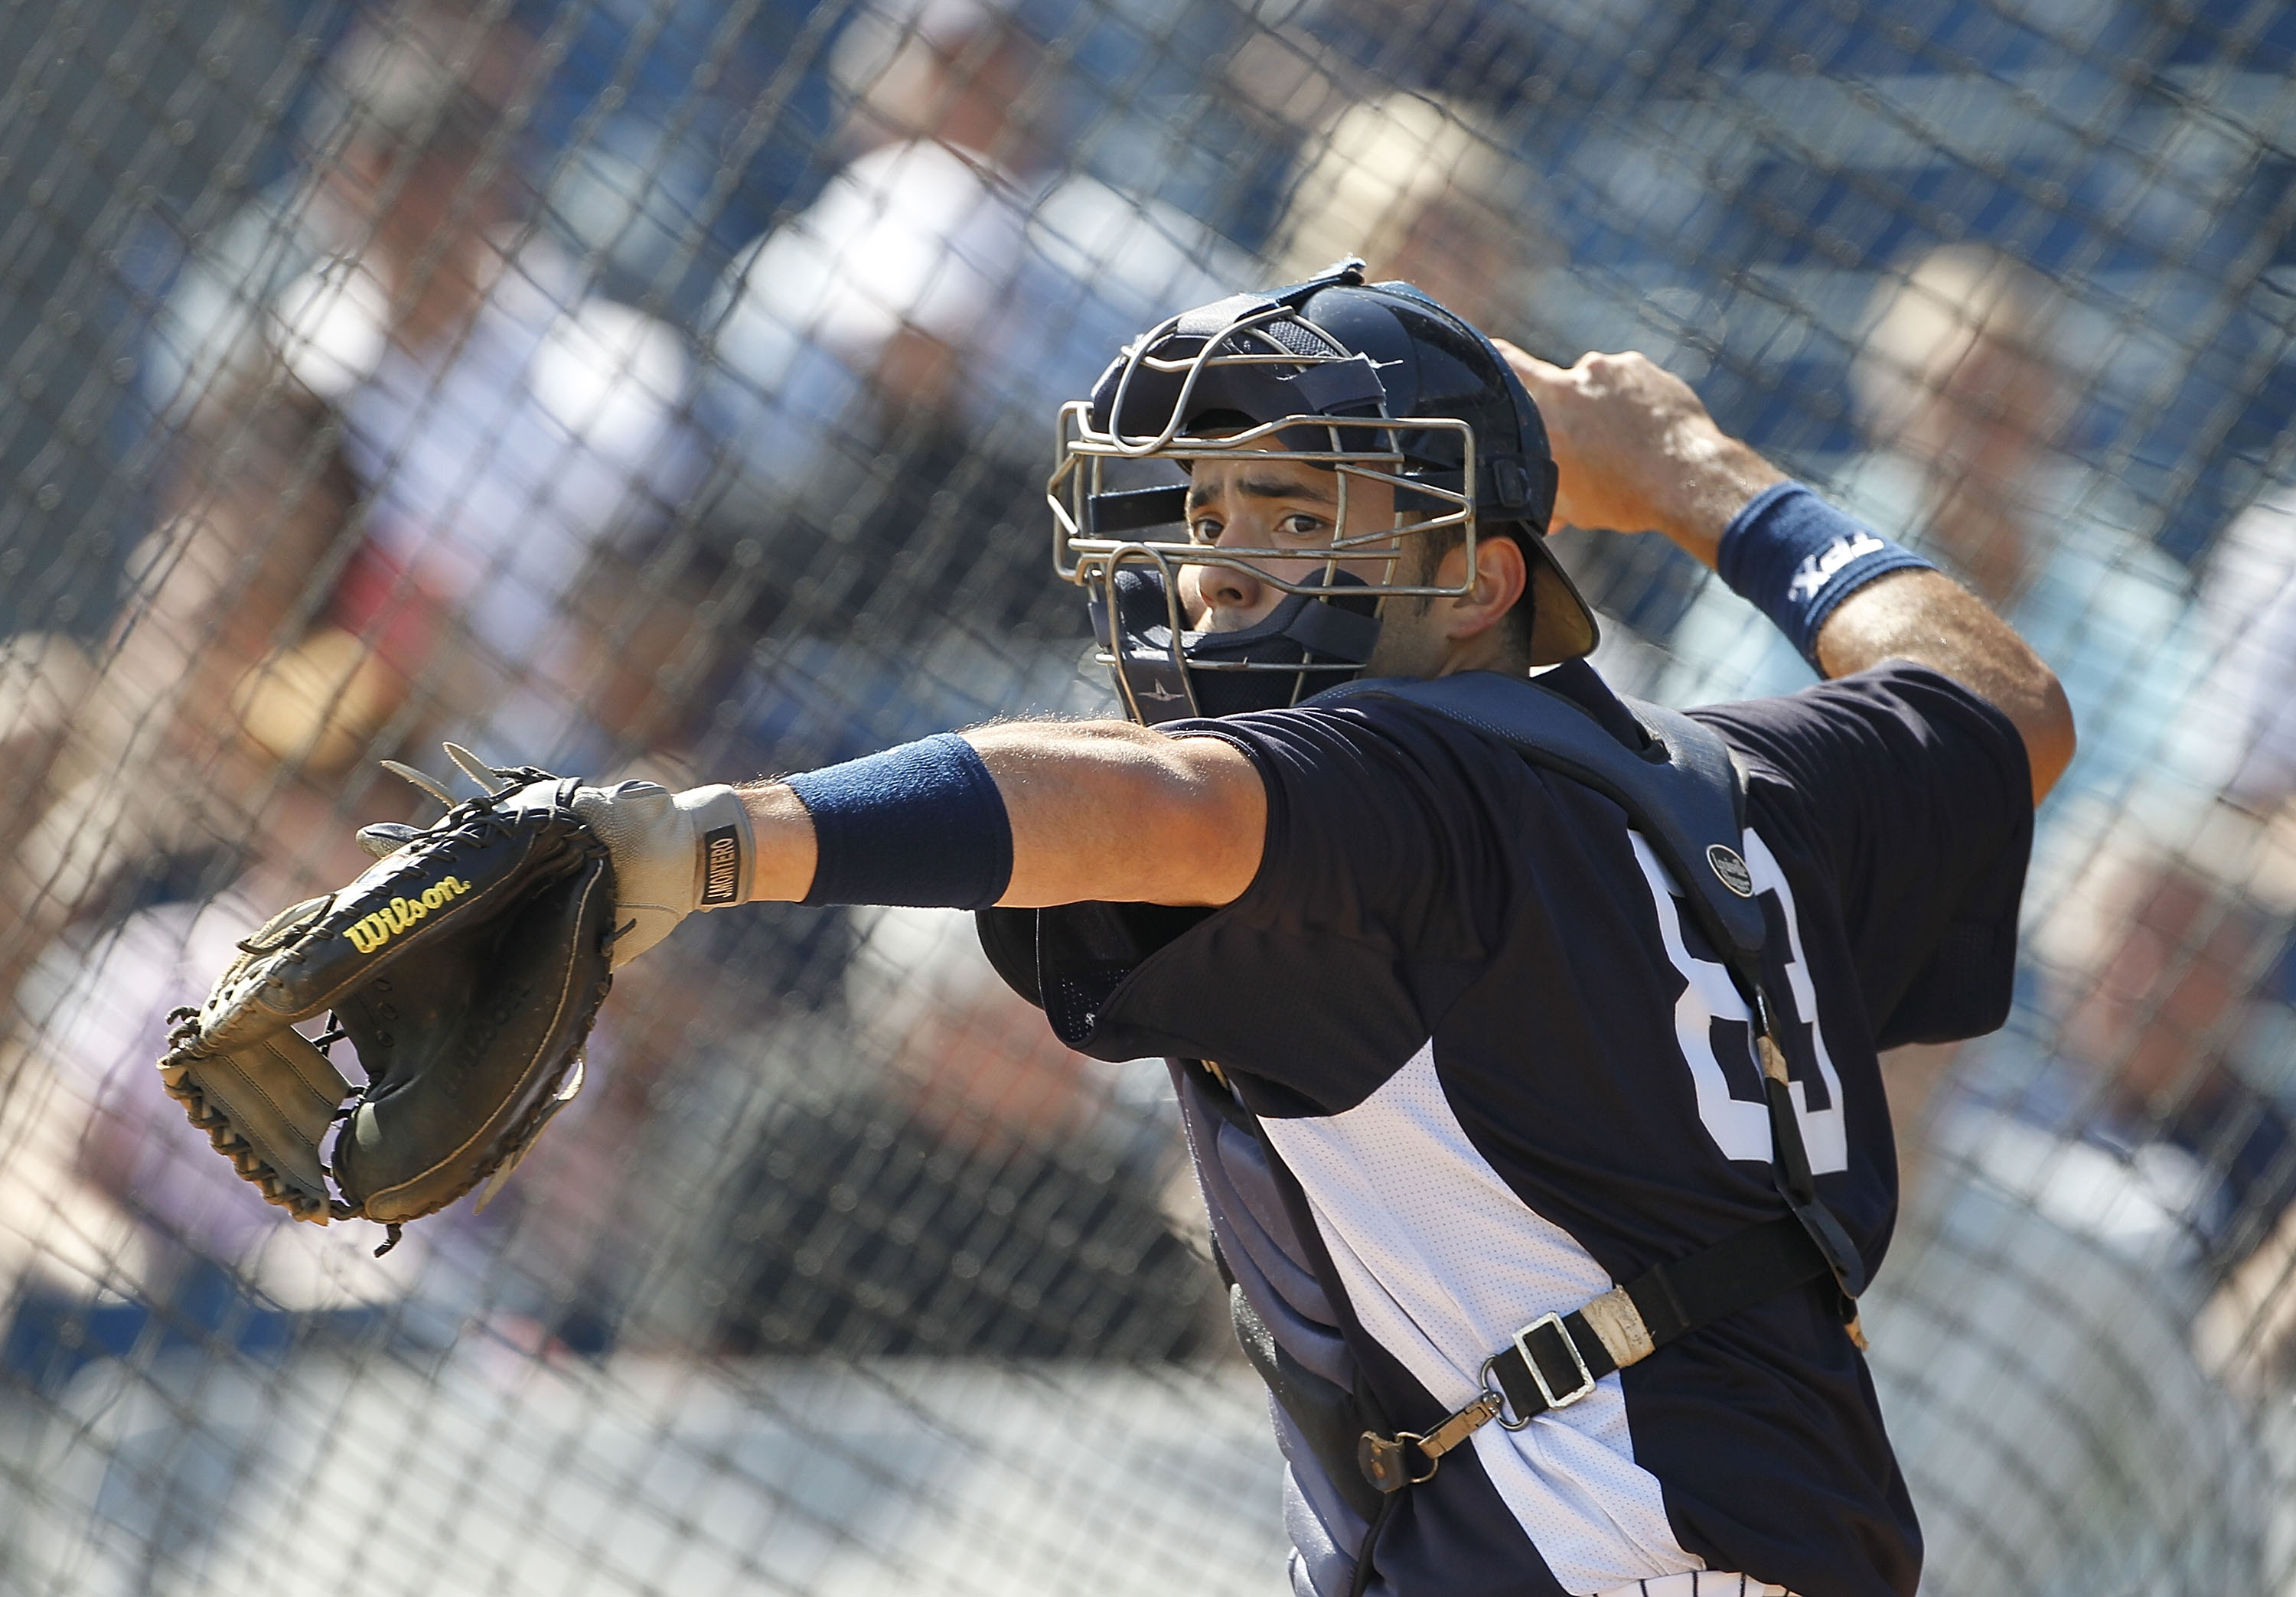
xmin=159 ymin=747 xmax=618 ymax=1254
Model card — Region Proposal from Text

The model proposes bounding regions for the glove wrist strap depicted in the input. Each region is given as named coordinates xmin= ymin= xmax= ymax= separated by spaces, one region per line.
xmin=675 ymin=784 xmax=755 ymax=909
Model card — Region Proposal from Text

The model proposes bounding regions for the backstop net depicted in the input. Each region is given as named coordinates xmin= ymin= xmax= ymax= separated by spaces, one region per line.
xmin=2 ymin=0 xmax=2293 ymax=1592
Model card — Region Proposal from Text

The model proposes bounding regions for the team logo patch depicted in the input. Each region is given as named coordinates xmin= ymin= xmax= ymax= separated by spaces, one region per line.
xmin=1706 ymin=844 xmax=1755 ymax=899
xmin=700 ymin=825 xmax=742 ymax=906
xmin=343 ymin=876 xmax=475 ymax=954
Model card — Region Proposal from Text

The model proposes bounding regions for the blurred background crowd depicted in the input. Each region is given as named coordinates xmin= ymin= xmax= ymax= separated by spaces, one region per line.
xmin=4 ymin=0 xmax=2296 ymax=1591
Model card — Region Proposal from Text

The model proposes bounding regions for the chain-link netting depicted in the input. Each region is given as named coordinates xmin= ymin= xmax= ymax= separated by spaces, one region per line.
xmin=3 ymin=0 xmax=2295 ymax=1591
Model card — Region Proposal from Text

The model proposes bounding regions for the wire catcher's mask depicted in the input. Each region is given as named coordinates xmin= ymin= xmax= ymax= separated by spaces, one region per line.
xmin=1049 ymin=261 xmax=1597 ymax=725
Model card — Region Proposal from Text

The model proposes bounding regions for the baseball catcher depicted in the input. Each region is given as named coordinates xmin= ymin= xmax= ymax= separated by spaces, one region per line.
xmin=160 ymin=259 xmax=2075 ymax=1596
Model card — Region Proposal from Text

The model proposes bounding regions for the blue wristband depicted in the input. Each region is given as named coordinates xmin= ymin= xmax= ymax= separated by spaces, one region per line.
xmin=786 ymin=733 xmax=1014 ymax=910
xmin=1714 ymin=481 xmax=1936 ymax=667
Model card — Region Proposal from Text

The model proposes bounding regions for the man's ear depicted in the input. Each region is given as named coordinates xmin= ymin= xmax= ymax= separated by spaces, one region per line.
xmin=1446 ymin=533 xmax=1528 ymax=640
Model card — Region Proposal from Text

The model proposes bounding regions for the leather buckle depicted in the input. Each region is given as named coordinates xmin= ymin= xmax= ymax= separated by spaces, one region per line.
xmin=1358 ymin=1429 xmax=1439 ymax=1492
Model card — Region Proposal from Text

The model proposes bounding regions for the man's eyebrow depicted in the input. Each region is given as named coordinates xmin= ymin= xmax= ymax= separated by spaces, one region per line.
xmin=1185 ymin=471 xmax=1338 ymax=512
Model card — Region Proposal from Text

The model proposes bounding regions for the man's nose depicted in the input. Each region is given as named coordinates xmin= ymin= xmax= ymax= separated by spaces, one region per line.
xmin=1192 ymin=555 xmax=1264 ymax=618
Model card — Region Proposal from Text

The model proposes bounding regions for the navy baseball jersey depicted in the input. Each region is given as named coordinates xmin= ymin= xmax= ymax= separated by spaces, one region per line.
xmin=1011 ymin=659 xmax=2032 ymax=1597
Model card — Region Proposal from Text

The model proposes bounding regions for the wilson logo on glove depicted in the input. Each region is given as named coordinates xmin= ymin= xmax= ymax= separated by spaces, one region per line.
xmin=158 ymin=744 xmax=615 ymax=1256
xmin=342 ymin=875 xmax=477 ymax=953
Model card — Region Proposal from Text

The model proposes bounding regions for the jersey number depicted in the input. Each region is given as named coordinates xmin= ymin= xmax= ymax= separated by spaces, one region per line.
xmin=1628 ymin=830 xmax=1848 ymax=1172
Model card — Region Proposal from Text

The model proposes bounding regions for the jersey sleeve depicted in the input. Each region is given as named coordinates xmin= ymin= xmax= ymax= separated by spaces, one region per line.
xmin=1691 ymin=660 xmax=2035 ymax=1048
xmin=1052 ymin=705 xmax=1509 ymax=1107
xmin=1171 ymin=708 xmax=1507 ymax=951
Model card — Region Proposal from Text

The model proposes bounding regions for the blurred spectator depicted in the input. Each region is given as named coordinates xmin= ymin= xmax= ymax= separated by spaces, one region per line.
xmin=0 ymin=0 xmax=710 ymax=1077
xmin=706 ymin=907 xmax=1214 ymax=1360
xmin=0 ymin=0 xmax=718 ymax=1489
xmin=144 ymin=0 xmax=703 ymax=770
xmin=10 ymin=779 xmax=425 ymax=1342
xmin=1664 ymin=246 xmax=2202 ymax=904
xmin=2068 ymin=471 xmax=2296 ymax=1388
xmin=699 ymin=0 xmax=1251 ymax=653
xmin=0 ymin=296 xmax=417 ymax=1375
xmin=0 ymin=719 xmax=416 ymax=1597
xmin=1272 ymin=92 xmax=1544 ymax=330
xmin=0 ymin=424 xmax=640 ymax=1377
xmin=0 ymin=393 xmax=372 ymax=1021
xmin=2001 ymin=353 xmax=2296 ymax=1328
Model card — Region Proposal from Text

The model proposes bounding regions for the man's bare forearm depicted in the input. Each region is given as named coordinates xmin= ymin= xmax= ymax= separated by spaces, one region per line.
xmin=1499 ymin=344 xmax=2073 ymax=804
xmin=964 ymin=720 xmax=1265 ymax=907
xmin=1656 ymin=491 xmax=2074 ymax=803
xmin=1815 ymin=569 xmax=2074 ymax=801
xmin=739 ymin=720 xmax=1267 ymax=908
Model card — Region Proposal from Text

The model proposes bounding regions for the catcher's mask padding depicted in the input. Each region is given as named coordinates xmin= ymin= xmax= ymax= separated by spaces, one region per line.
xmin=1092 ymin=562 xmax=1380 ymax=723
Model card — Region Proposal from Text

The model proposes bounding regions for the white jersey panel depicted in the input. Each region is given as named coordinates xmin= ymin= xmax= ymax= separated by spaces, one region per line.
xmin=1257 ymin=1045 xmax=1703 ymax=1594
xmin=1743 ymin=829 xmax=1848 ymax=1173
xmin=1628 ymin=830 xmax=1848 ymax=1174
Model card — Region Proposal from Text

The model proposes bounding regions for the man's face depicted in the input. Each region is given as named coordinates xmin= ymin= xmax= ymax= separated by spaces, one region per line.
xmin=1176 ymin=448 xmax=1404 ymax=633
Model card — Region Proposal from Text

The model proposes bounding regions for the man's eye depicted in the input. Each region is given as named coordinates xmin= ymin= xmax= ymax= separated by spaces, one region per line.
xmin=1279 ymin=514 xmax=1326 ymax=539
xmin=1189 ymin=517 xmax=1221 ymax=543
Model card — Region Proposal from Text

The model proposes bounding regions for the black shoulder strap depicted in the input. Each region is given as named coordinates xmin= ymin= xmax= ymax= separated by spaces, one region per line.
xmin=1312 ymin=671 xmax=1764 ymax=968
xmin=1312 ymin=670 xmax=1867 ymax=1304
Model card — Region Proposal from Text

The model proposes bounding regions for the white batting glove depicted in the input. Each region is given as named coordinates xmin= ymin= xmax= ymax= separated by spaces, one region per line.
xmin=569 ymin=781 xmax=756 ymax=967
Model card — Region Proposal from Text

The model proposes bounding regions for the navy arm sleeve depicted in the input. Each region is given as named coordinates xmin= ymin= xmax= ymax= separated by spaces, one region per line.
xmin=1691 ymin=660 xmax=2035 ymax=1048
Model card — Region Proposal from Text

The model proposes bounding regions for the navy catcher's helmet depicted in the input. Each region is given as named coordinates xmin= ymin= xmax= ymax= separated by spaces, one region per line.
xmin=1049 ymin=259 xmax=1598 ymax=724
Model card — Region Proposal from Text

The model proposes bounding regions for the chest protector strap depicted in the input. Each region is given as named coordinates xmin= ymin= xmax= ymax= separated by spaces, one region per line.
xmin=1290 ymin=672 xmax=1869 ymax=1501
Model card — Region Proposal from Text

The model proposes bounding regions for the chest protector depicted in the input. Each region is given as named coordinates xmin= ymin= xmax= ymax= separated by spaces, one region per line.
xmin=977 ymin=671 xmax=1868 ymax=1549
